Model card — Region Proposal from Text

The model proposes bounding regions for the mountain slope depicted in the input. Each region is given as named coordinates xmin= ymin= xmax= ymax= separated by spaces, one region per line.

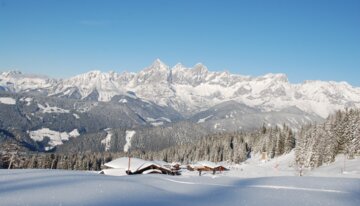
xmin=0 ymin=91 xmax=183 ymax=151
xmin=191 ymin=101 xmax=322 ymax=132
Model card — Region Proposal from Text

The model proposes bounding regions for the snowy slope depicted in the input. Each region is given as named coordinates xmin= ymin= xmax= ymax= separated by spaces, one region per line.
xmin=221 ymin=152 xmax=360 ymax=179
xmin=0 ymin=169 xmax=359 ymax=206
xmin=2 ymin=59 xmax=360 ymax=118
xmin=191 ymin=101 xmax=323 ymax=131
xmin=306 ymin=154 xmax=360 ymax=178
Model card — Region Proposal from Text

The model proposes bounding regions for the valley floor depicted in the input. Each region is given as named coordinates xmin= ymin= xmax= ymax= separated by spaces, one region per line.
xmin=1 ymin=154 xmax=359 ymax=206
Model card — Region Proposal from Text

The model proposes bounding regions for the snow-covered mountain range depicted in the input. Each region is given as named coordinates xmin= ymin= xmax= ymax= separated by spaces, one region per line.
xmin=2 ymin=59 xmax=360 ymax=118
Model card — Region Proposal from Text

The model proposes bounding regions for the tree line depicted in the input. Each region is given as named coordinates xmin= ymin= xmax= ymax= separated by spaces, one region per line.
xmin=0 ymin=142 xmax=120 ymax=170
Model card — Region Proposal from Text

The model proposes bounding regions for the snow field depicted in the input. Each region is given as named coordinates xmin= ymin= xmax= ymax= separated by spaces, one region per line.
xmin=0 ymin=169 xmax=359 ymax=206
xmin=222 ymin=151 xmax=360 ymax=179
xmin=1 ymin=152 xmax=359 ymax=205
xmin=28 ymin=128 xmax=80 ymax=151
xmin=0 ymin=97 xmax=16 ymax=105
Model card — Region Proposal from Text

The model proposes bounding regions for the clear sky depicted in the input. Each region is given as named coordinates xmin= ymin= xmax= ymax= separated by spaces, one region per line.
xmin=0 ymin=0 xmax=359 ymax=85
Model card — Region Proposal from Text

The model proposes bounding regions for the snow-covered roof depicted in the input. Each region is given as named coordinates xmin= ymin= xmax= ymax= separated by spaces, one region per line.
xmin=188 ymin=163 xmax=205 ymax=169
xmin=105 ymin=157 xmax=147 ymax=172
xmin=190 ymin=161 xmax=227 ymax=169
xmin=196 ymin=161 xmax=218 ymax=168
xmin=153 ymin=160 xmax=171 ymax=167
xmin=104 ymin=157 xmax=171 ymax=173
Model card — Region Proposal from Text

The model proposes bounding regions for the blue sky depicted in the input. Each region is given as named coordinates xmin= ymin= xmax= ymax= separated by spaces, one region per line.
xmin=0 ymin=0 xmax=359 ymax=85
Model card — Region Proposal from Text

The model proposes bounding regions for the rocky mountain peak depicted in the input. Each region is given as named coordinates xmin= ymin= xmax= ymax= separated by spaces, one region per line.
xmin=192 ymin=63 xmax=208 ymax=73
xmin=135 ymin=59 xmax=171 ymax=84
xmin=172 ymin=63 xmax=186 ymax=71
xmin=261 ymin=73 xmax=289 ymax=82
xmin=148 ymin=58 xmax=169 ymax=71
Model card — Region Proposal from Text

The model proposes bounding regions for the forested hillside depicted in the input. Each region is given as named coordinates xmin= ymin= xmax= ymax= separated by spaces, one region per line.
xmin=139 ymin=109 xmax=360 ymax=166
xmin=296 ymin=109 xmax=360 ymax=168
xmin=1 ymin=125 xmax=295 ymax=169
xmin=135 ymin=125 xmax=295 ymax=163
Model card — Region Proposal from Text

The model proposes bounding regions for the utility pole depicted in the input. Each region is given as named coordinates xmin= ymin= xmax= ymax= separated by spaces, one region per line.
xmin=127 ymin=150 xmax=131 ymax=174
xmin=128 ymin=156 xmax=131 ymax=171
xmin=342 ymin=154 xmax=346 ymax=173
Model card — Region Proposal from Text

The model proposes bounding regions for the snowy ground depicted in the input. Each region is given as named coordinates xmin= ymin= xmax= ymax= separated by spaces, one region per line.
xmin=0 ymin=169 xmax=359 ymax=206
xmin=1 ymin=153 xmax=360 ymax=206
xmin=222 ymin=151 xmax=360 ymax=179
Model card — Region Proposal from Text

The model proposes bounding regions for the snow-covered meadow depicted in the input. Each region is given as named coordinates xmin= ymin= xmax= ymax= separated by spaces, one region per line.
xmin=0 ymin=169 xmax=359 ymax=206
xmin=1 ymin=154 xmax=359 ymax=206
